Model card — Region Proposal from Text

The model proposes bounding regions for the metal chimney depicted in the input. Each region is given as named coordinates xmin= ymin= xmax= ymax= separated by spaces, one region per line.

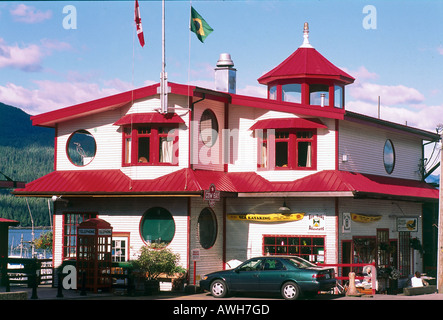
xmin=215 ymin=53 xmax=236 ymax=94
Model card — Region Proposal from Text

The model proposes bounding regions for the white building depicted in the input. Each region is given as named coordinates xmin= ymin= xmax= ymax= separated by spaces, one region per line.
xmin=15 ymin=24 xmax=439 ymax=289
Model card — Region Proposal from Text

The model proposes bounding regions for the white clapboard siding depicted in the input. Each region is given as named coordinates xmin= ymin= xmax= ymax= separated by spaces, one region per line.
xmin=339 ymin=120 xmax=423 ymax=180
xmin=191 ymin=99 xmax=225 ymax=171
xmin=189 ymin=198 xmax=225 ymax=285
xmin=338 ymin=198 xmax=422 ymax=240
xmin=52 ymin=197 xmax=189 ymax=269
xmin=225 ymin=197 xmax=338 ymax=265
xmin=56 ymin=108 xmax=124 ymax=171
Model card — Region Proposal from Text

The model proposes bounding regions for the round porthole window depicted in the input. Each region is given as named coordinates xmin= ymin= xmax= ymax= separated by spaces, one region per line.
xmin=66 ymin=129 xmax=96 ymax=166
xmin=383 ymin=139 xmax=395 ymax=174
xmin=198 ymin=208 xmax=217 ymax=249
xmin=200 ymin=109 xmax=219 ymax=147
xmin=140 ymin=207 xmax=175 ymax=245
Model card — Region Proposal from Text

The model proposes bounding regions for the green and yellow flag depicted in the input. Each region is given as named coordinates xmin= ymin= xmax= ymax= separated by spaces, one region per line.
xmin=190 ymin=6 xmax=213 ymax=43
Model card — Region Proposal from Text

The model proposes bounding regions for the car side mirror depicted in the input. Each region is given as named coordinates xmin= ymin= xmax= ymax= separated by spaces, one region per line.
xmin=234 ymin=268 xmax=240 ymax=273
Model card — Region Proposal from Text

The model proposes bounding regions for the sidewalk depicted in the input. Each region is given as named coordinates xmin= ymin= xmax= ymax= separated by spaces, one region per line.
xmin=3 ymin=285 xmax=443 ymax=300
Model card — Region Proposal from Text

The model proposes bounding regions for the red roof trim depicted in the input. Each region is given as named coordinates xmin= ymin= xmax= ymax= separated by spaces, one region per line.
xmin=257 ymin=47 xmax=355 ymax=85
xmin=31 ymin=82 xmax=196 ymax=128
xmin=114 ymin=113 xmax=185 ymax=126
xmin=0 ymin=218 xmax=20 ymax=226
xmin=14 ymin=169 xmax=438 ymax=201
xmin=230 ymin=93 xmax=346 ymax=120
xmin=249 ymin=118 xmax=327 ymax=131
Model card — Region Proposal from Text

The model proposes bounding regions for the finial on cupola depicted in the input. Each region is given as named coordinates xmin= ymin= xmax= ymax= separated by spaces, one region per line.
xmin=300 ymin=22 xmax=314 ymax=48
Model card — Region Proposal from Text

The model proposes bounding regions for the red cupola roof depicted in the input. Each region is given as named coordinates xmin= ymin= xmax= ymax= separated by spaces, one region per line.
xmin=257 ymin=23 xmax=355 ymax=85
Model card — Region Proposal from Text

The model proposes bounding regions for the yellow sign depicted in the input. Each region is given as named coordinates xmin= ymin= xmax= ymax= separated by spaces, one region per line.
xmin=228 ymin=213 xmax=305 ymax=222
xmin=351 ymin=213 xmax=382 ymax=223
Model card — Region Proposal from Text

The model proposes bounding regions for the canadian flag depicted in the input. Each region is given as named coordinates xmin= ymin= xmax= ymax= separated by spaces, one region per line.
xmin=134 ymin=0 xmax=145 ymax=47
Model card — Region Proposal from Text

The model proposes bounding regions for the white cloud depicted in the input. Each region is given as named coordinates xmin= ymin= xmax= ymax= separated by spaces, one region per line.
xmin=0 ymin=80 xmax=131 ymax=115
xmin=10 ymin=4 xmax=52 ymax=23
xmin=0 ymin=38 xmax=43 ymax=71
xmin=349 ymin=82 xmax=425 ymax=106
xmin=0 ymin=38 xmax=71 ymax=72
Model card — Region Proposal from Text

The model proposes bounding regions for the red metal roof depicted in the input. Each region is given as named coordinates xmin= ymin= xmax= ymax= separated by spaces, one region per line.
xmin=257 ymin=47 xmax=355 ymax=85
xmin=114 ymin=112 xmax=185 ymax=126
xmin=0 ymin=218 xmax=20 ymax=226
xmin=249 ymin=118 xmax=327 ymax=131
xmin=13 ymin=169 xmax=438 ymax=201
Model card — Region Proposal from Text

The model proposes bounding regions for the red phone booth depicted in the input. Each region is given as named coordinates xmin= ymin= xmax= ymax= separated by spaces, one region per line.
xmin=77 ymin=218 xmax=113 ymax=293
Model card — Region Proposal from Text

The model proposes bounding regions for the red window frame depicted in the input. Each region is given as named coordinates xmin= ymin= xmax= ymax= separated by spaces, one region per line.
xmin=257 ymin=129 xmax=317 ymax=170
xmin=263 ymin=235 xmax=326 ymax=263
xmin=62 ymin=212 xmax=96 ymax=260
xmin=122 ymin=124 xmax=179 ymax=166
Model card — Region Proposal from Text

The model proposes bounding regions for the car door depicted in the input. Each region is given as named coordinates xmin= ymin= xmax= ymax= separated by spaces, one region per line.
xmin=258 ymin=258 xmax=288 ymax=292
xmin=229 ymin=258 xmax=263 ymax=292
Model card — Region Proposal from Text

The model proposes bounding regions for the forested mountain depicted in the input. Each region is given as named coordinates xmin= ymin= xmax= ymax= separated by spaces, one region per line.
xmin=0 ymin=103 xmax=54 ymax=227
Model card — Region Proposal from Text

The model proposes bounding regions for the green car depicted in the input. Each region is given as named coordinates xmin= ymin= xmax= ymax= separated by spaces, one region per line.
xmin=200 ymin=256 xmax=336 ymax=300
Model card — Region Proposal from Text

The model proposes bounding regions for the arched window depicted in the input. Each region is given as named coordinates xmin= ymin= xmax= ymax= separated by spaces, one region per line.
xmin=198 ymin=208 xmax=217 ymax=249
xmin=140 ymin=207 xmax=175 ymax=245
xmin=200 ymin=109 xmax=219 ymax=147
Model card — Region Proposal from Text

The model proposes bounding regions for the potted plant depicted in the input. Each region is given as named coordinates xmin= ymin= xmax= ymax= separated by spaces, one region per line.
xmin=131 ymin=243 xmax=181 ymax=295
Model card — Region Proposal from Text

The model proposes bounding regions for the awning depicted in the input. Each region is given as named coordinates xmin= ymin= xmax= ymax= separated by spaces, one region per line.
xmin=114 ymin=112 xmax=184 ymax=126
xmin=249 ymin=118 xmax=327 ymax=131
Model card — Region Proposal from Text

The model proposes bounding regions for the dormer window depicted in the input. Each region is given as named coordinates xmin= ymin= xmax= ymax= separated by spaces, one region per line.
xmin=115 ymin=113 xmax=183 ymax=167
xmin=123 ymin=125 xmax=178 ymax=166
xmin=258 ymin=129 xmax=316 ymax=170
xmin=251 ymin=117 xmax=325 ymax=171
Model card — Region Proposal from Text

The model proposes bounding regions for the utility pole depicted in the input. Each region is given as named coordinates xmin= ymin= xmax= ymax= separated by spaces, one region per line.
xmin=437 ymin=134 xmax=443 ymax=293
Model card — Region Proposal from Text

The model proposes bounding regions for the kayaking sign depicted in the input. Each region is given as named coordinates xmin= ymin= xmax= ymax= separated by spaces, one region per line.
xmin=228 ymin=213 xmax=305 ymax=222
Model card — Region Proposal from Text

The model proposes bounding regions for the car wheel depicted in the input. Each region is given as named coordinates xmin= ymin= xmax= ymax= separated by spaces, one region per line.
xmin=281 ymin=281 xmax=300 ymax=300
xmin=210 ymin=279 xmax=228 ymax=298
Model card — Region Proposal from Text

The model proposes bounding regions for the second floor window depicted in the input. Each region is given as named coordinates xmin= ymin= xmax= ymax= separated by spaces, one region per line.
xmin=258 ymin=129 xmax=316 ymax=170
xmin=123 ymin=125 xmax=179 ymax=166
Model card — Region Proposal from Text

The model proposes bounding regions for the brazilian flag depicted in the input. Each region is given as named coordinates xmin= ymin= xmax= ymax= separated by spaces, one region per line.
xmin=190 ymin=6 xmax=213 ymax=43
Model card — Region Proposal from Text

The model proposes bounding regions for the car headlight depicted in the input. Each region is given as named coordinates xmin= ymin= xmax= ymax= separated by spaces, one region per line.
xmin=202 ymin=275 xmax=208 ymax=281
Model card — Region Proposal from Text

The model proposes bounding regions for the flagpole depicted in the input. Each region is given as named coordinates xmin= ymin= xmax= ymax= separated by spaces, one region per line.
xmin=160 ymin=0 xmax=168 ymax=113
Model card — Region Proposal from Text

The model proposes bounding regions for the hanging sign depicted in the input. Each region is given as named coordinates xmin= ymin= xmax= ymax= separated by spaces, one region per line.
xmin=204 ymin=184 xmax=220 ymax=208
xmin=308 ymin=214 xmax=325 ymax=231
xmin=396 ymin=217 xmax=418 ymax=232
xmin=228 ymin=213 xmax=305 ymax=222
xmin=351 ymin=213 xmax=382 ymax=223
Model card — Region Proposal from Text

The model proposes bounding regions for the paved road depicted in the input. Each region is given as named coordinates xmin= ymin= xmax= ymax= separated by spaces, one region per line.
xmin=4 ymin=285 xmax=443 ymax=300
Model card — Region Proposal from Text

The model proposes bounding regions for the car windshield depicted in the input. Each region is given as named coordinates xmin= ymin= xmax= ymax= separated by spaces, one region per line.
xmin=286 ymin=256 xmax=316 ymax=269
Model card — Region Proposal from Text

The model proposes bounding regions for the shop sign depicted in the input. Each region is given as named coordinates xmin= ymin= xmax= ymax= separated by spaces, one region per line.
xmin=78 ymin=228 xmax=95 ymax=235
xmin=351 ymin=213 xmax=382 ymax=223
xmin=228 ymin=213 xmax=305 ymax=222
xmin=396 ymin=217 xmax=418 ymax=232
xmin=191 ymin=249 xmax=200 ymax=261
xmin=204 ymin=184 xmax=220 ymax=208
xmin=308 ymin=214 xmax=325 ymax=231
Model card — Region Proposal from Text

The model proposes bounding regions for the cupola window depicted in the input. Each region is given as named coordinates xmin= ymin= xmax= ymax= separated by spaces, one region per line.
xmin=309 ymin=84 xmax=329 ymax=106
xmin=334 ymin=85 xmax=344 ymax=108
xmin=282 ymin=84 xmax=302 ymax=103
xmin=269 ymin=85 xmax=277 ymax=100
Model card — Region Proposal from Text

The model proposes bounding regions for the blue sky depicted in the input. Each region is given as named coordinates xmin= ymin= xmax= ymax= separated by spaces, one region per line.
xmin=0 ymin=1 xmax=442 ymax=138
